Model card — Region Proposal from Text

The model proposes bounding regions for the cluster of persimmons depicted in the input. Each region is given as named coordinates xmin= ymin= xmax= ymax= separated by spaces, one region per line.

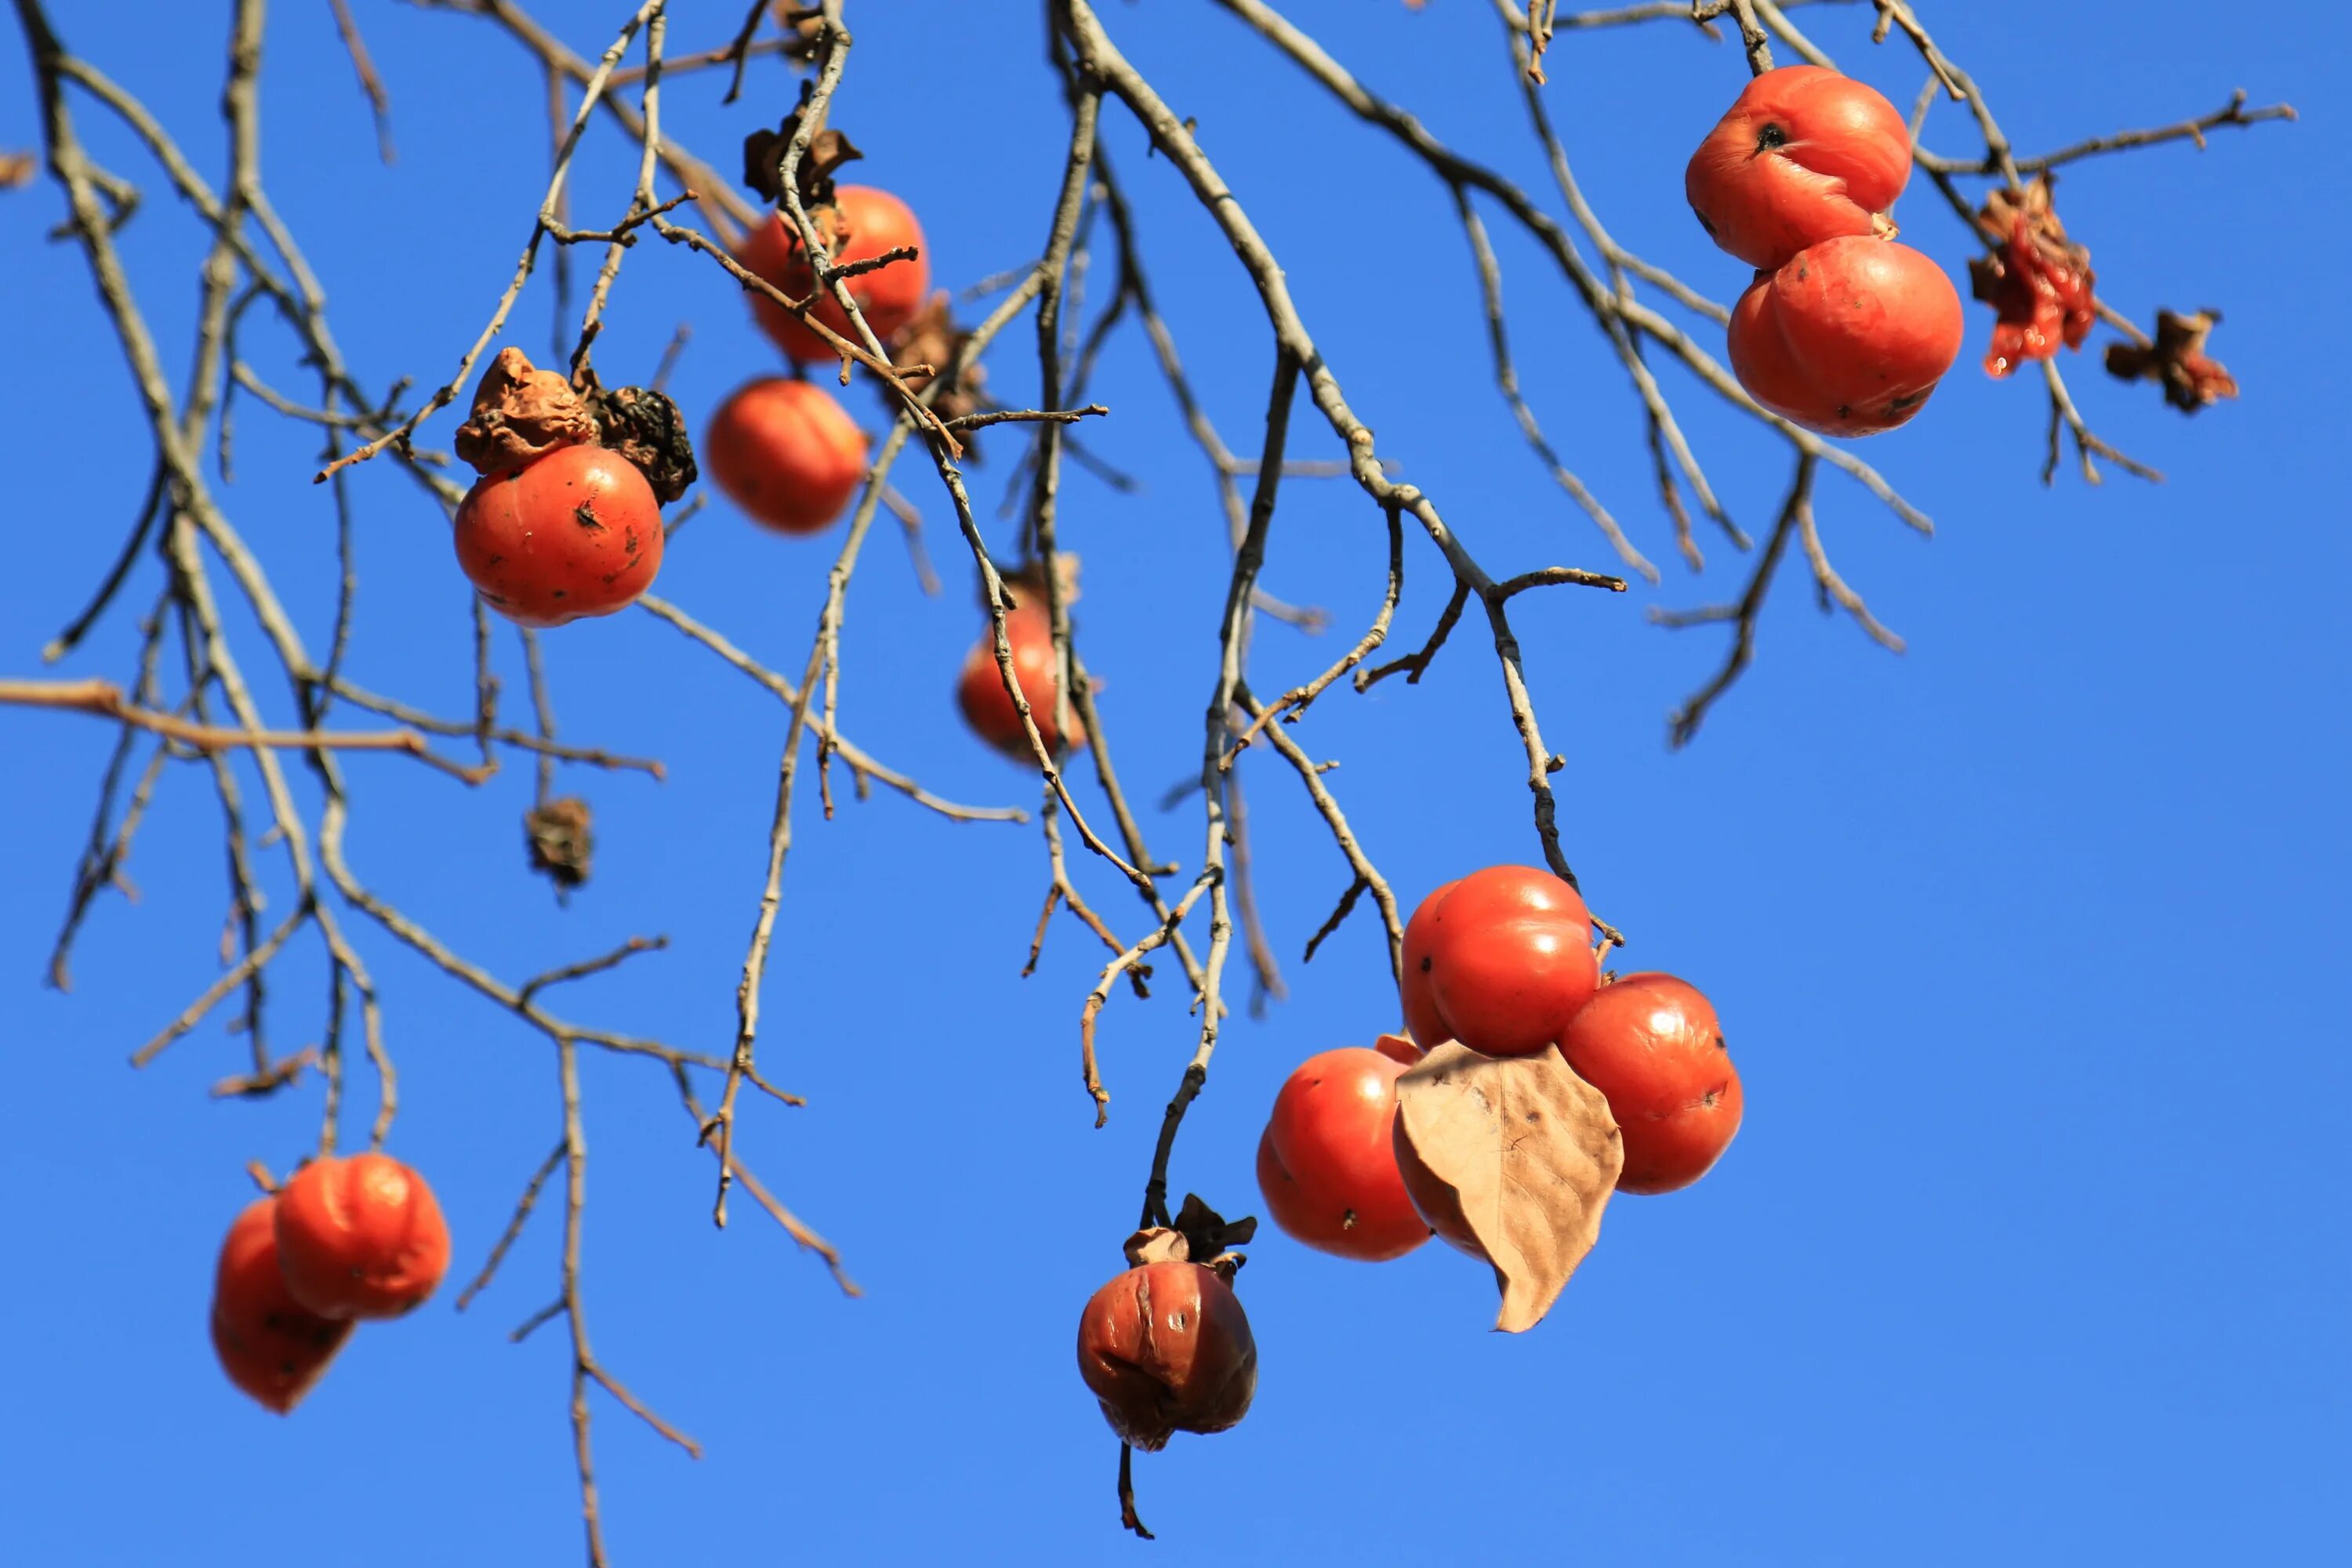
xmin=212 ymin=1154 xmax=449 ymax=1412
xmin=1073 ymin=866 xmax=1741 ymax=1450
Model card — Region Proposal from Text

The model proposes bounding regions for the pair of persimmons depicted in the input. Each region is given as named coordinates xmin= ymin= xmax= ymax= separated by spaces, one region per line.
xmin=212 ymin=1153 xmax=450 ymax=1413
xmin=1689 ymin=65 xmax=1965 ymax=436
xmin=1076 ymin=865 xmax=1740 ymax=1452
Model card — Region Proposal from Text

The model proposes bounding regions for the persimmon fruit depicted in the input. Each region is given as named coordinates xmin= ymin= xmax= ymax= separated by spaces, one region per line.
xmin=1727 ymin=235 xmax=1963 ymax=437
xmin=211 ymin=1196 xmax=352 ymax=1414
xmin=1400 ymin=866 xmax=1601 ymax=1058
xmin=1255 ymin=1046 xmax=1428 ymax=1262
xmin=706 ymin=377 xmax=870 ymax=536
xmin=1075 ymin=1261 xmax=1257 ymax=1451
xmin=737 ymin=186 xmax=930 ymax=363
xmin=956 ymin=601 xmax=1083 ymax=758
xmin=274 ymin=1152 xmax=452 ymax=1321
xmin=1686 ymin=64 xmax=1912 ymax=270
xmin=1560 ymin=973 xmax=1743 ymax=1194
xmin=453 ymin=443 xmax=663 ymax=626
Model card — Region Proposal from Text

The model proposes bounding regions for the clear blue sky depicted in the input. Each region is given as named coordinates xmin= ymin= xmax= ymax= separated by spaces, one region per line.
xmin=3 ymin=2 xmax=2344 ymax=1563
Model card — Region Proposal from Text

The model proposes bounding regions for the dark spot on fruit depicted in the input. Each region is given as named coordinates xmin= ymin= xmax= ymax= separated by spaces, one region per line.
xmin=1693 ymin=206 xmax=1717 ymax=237
xmin=1835 ymin=405 xmax=1851 ymax=420
xmin=573 ymin=500 xmax=604 ymax=531
xmin=623 ymin=527 xmax=640 ymax=555
xmin=552 ymin=590 xmax=567 ymax=600
xmin=1341 ymin=1208 xmax=1358 ymax=1230
xmin=1887 ymin=390 xmax=1924 ymax=412
xmin=1702 ymin=1087 xmax=1722 ymax=1108
xmin=1418 ymin=955 xmax=1432 ymax=972
xmin=1795 ymin=266 xmax=1808 ymax=282
xmin=486 ymin=554 xmax=506 ymax=568
xmin=1755 ymin=122 xmax=1788 ymax=154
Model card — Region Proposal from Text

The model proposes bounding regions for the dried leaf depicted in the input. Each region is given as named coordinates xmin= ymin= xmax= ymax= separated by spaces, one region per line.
xmin=2105 ymin=308 xmax=2238 ymax=413
xmin=579 ymin=378 xmax=699 ymax=503
xmin=455 ymin=348 xmax=597 ymax=476
xmin=1394 ymin=1042 xmax=1621 ymax=1333
xmin=0 ymin=151 xmax=35 ymax=190
xmin=525 ymin=797 xmax=593 ymax=892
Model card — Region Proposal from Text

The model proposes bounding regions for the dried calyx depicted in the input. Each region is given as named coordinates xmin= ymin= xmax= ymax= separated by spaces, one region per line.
xmin=454 ymin=347 xmax=597 ymax=476
xmin=577 ymin=370 xmax=699 ymax=504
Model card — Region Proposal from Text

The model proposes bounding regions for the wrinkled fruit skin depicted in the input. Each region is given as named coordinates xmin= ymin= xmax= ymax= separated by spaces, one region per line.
xmin=455 ymin=445 xmax=664 ymax=627
xmin=1076 ymin=1261 xmax=1257 ymax=1451
xmin=1728 ymin=237 xmax=1963 ymax=437
xmin=1686 ymin=65 xmax=1911 ymax=271
xmin=956 ymin=601 xmax=1083 ymax=758
xmin=738 ymin=186 xmax=931 ymax=363
xmin=1390 ymin=1116 xmax=1486 ymax=1260
xmin=1256 ymin=1047 xmax=1428 ymax=1262
xmin=706 ymin=377 xmax=869 ymax=536
xmin=1560 ymin=973 xmax=1742 ymax=1194
xmin=274 ymin=1152 xmax=453 ymax=1320
xmin=1401 ymin=866 xmax=1599 ymax=1058
xmin=212 ymin=1196 xmax=353 ymax=1414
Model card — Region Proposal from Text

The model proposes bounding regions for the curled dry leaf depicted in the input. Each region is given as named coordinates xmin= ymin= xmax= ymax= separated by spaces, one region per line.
xmin=580 ymin=379 xmax=699 ymax=503
xmin=525 ymin=797 xmax=593 ymax=892
xmin=454 ymin=348 xmax=597 ymax=476
xmin=1122 ymin=1194 xmax=1257 ymax=1279
xmin=2104 ymin=309 xmax=2239 ymax=413
xmin=1392 ymin=1041 xmax=1623 ymax=1334
xmin=741 ymin=100 xmax=862 ymax=212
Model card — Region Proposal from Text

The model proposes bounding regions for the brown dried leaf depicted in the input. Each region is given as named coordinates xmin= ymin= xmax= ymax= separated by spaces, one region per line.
xmin=580 ymin=379 xmax=698 ymax=503
xmin=0 ymin=151 xmax=35 ymax=190
xmin=1394 ymin=1041 xmax=1622 ymax=1333
xmin=455 ymin=348 xmax=597 ymax=477
xmin=2105 ymin=308 xmax=2239 ymax=414
xmin=525 ymin=797 xmax=593 ymax=892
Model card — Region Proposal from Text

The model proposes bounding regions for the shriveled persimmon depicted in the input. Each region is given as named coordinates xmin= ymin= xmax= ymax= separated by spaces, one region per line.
xmin=1076 ymin=1261 xmax=1257 ymax=1451
xmin=1255 ymin=1044 xmax=1428 ymax=1262
xmin=454 ymin=444 xmax=663 ymax=626
xmin=1727 ymin=235 xmax=1963 ymax=437
xmin=1686 ymin=64 xmax=1913 ymax=270
xmin=956 ymin=601 xmax=1083 ymax=758
xmin=211 ymin=1196 xmax=352 ymax=1414
xmin=706 ymin=377 xmax=870 ymax=536
xmin=737 ymin=186 xmax=930 ymax=363
xmin=1560 ymin=972 xmax=1743 ymax=1194
xmin=1400 ymin=866 xmax=1600 ymax=1058
xmin=274 ymin=1152 xmax=452 ymax=1321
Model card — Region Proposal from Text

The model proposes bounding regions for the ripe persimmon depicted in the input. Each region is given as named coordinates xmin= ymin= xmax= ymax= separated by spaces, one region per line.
xmin=1560 ymin=973 xmax=1743 ymax=1194
xmin=211 ymin=1196 xmax=351 ymax=1414
xmin=1256 ymin=1046 xmax=1428 ymax=1262
xmin=454 ymin=444 xmax=663 ymax=626
xmin=1727 ymin=236 xmax=1963 ymax=437
xmin=737 ymin=186 xmax=930 ymax=363
xmin=1400 ymin=866 xmax=1600 ymax=1058
xmin=706 ymin=377 xmax=869 ymax=536
xmin=956 ymin=601 xmax=1083 ymax=758
xmin=274 ymin=1152 xmax=452 ymax=1321
xmin=1686 ymin=64 xmax=1912 ymax=270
